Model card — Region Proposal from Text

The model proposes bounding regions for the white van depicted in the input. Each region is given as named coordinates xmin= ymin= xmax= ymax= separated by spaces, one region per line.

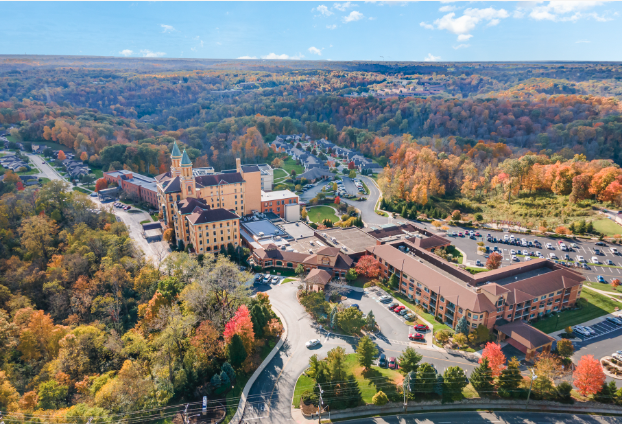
xmin=592 ymin=256 xmax=600 ymax=264
xmin=549 ymin=253 xmax=557 ymax=259
xmin=611 ymin=247 xmax=619 ymax=255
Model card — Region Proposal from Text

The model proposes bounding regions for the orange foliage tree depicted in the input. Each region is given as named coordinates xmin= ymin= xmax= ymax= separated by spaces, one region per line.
xmin=57 ymin=150 xmax=67 ymax=161
xmin=486 ymin=252 xmax=503 ymax=270
xmin=224 ymin=305 xmax=255 ymax=354
xmin=479 ymin=342 xmax=506 ymax=378
xmin=94 ymin=178 xmax=108 ymax=192
xmin=612 ymin=279 xmax=620 ymax=288
xmin=80 ymin=151 xmax=88 ymax=161
xmin=355 ymin=255 xmax=382 ymax=278
xmin=573 ymin=354 xmax=606 ymax=396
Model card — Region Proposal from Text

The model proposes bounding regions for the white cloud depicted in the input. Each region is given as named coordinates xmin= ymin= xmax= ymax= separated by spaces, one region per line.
xmin=140 ymin=50 xmax=165 ymax=58
xmin=525 ymin=1 xmax=611 ymax=22
xmin=315 ymin=5 xmax=333 ymax=16
xmin=343 ymin=11 xmax=364 ymax=23
xmin=423 ymin=7 xmax=509 ymax=41
xmin=119 ymin=49 xmax=133 ymax=57
xmin=238 ymin=56 xmax=257 ymax=59
xmin=424 ymin=53 xmax=441 ymax=62
xmin=327 ymin=24 xmax=338 ymax=29
xmin=161 ymin=24 xmax=175 ymax=33
xmin=261 ymin=53 xmax=305 ymax=60
xmin=439 ymin=5 xmax=456 ymax=12
xmin=453 ymin=44 xmax=470 ymax=49
xmin=334 ymin=2 xmax=354 ymax=12
xmin=308 ymin=46 xmax=323 ymax=56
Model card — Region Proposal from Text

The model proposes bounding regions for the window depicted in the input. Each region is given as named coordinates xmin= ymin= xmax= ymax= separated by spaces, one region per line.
xmin=440 ymin=296 xmax=445 ymax=303
xmin=458 ymin=308 xmax=463 ymax=314
xmin=472 ymin=323 xmax=477 ymax=328
xmin=556 ymin=290 xmax=562 ymax=295
xmin=540 ymin=295 xmax=546 ymax=300
xmin=424 ymin=287 xmax=430 ymax=293
xmin=468 ymin=312 xmax=472 ymax=318
xmin=530 ymin=313 xmax=535 ymax=318
xmin=473 ymin=315 xmax=478 ymax=320
xmin=548 ymin=293 xmax=554 ymax=298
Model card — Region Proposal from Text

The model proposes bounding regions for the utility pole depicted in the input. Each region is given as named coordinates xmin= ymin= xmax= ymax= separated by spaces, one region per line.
xmin=317 ymin=383 xmax=324 ymax=424
xmin=183 ymin=403 xmax=190 ymax=424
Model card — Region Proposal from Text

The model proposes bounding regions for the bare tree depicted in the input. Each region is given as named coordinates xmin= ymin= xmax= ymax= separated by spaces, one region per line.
xmin=324 ymin=278 xmax=349 ymax=300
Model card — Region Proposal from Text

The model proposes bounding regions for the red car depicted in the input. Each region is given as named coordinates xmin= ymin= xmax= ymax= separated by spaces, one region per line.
xmin=414 ymin=324 xmax=429 ymax=332
xmin=394 ymin=306 xmax=405 ymax=313
xmin=408 ymin=333 xmax=424 ymax=341
xmin=388 ymin=357 xmax=397 ymax=369
xmin=389 ymin=304 xmax=399 ymax=310
xmin=474 ymin=232 xmax=481 ymax=237
xmin=458 ymin=232 xmax=464 ymax=237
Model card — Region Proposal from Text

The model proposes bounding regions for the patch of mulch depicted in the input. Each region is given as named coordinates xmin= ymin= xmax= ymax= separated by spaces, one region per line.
xmin=300 ymin=400 xmax=318 ymax=416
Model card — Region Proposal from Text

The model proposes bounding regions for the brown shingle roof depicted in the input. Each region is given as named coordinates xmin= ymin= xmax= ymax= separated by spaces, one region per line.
xmin=412 ymin=235 xmax=451 ymax=250
xmin=502 ymin=269 xmax=584 ymax=298
xmin=482 ymin=283 xmax=510 ymax=296
xmin=195 ymin=172 xmax=244 ymax=187
xmin=316 ymin=246 xmax=341 ymax=256
xmin=496 ymin=320 xmax=554 ymax=350
xmin=305 ymin=269 xmax=332 ymax=286
xmin=187 ymin=208 xmax=239 ymax=225
xmin=254 ymin=248 xmax=311 ymax=263
xmin=369 ymin=244 xmax=496 ymax=313
xmin=177 ymin=197 xmax=208 ymax=214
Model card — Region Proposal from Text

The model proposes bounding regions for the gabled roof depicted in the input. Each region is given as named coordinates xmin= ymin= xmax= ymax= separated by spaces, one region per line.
xmin=496 ymin=320 xmax=554 ymax=350
xmin=162 ymin=176 xmax=181 ymax=193
xmin=481 ymin=283 xmax=510 ymax=296
xmin=176 ymin=197 xmax=208 ymax=214
xmin=501 ymin=269 xmax=584 ymax=298
xmin=316 ymin=246 xmax=341 ymax=256
xmin=305 ymin=269 xmax=332 ymax=286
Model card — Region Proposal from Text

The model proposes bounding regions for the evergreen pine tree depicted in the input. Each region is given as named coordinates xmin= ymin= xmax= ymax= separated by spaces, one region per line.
xmin=470 ymin=357 xmax=494 ymax=396
xmin=455 ymin=316 xmax=469 ymax=336
xmin=498 ymin=357 xmax=521 ymax=392
xmin=388 ymin=273 xmax=399 ymax=290
xmin=222 ymin=362 xmax=236 ymax=382
xmin=415 ymin=363 xmax=437 ymax=394
xmin=228 ymin=334 xmax=247 ymax=367
xmin=211 ymin=373 xmax=221 ymax=388
xmin=220 ymin=369 xmax=231 ymax=387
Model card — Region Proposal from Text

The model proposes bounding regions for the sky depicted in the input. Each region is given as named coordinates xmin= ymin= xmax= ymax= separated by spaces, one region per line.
xmin=1 ymin=1 xmax=621 ymax=62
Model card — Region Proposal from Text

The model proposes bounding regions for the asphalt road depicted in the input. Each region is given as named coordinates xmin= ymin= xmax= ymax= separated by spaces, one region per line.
xmin=242 ymin=283 xmax=480 ymax=424
xmin=26 ymin=153 xmax=67 ymax=182
xmin=572 ymin=325 xmax=622 ymax=368
xmin=337 ymin=411 xmax=622 ymax=424
xmin=341 ymin=175 xmax=390 ymax=227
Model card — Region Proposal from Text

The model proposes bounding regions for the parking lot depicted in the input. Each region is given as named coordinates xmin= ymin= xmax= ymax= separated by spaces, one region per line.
xmin=573 ymin=317 xmax=622 ymax=341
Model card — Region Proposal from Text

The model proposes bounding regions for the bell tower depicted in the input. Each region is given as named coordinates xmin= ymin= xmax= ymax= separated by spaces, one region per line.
xmin=171 ymin=141 xmax=182 ymax=177
xmin=180 ymin=149 xmax=196 ymax=198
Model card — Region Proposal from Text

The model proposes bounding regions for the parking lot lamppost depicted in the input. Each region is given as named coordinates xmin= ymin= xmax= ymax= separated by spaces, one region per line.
xmin=526 ymin=369 xmax=537 ymax=407
xmin=554 ymin=311 xmax=562 ymax=331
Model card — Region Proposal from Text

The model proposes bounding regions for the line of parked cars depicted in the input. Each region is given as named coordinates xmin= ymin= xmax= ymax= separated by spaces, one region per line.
xmin=254 ymin=273 xmax=281 ymax=285
xmin=113 ymin=202 xmax=132 ymax=210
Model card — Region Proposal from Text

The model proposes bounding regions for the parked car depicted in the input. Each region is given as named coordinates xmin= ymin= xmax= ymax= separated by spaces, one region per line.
xmin=262 ymin=274 xmax=272 ymax=284
xmin=611 ymin=247 xmax=619 ymax=255
xmin=388 ymin=303 xmax=399 ymax=310
xmin=271 ymin=275 xmax=280 ymax=284
xmin=378 ymin=353 xmax=387 ymax=367
xmin=399 ymin=309 xmax=411 ymax=316
xmin=596 ymin=241 xmax=607 ymax=246
xmin=597 ymin=275 xmax=606 ymax=283
xmin=351 ymin=304 xmax=360 ymax=310
xmin=404 ymin=313 xmax=416 ymax=321
xmin=512 ymin=255 xmax=519 ymax=261
xmin=573 ymin=326 xmax=590 ymax=336
xmin=409 ymin=333 xmax=424 ymax=341
xmin=607 ymin=260 xmax=615 ymax=265
xmin=576 ymin=255 xmax=585 ymax=262
xmin=414 ymin=324 xmax=429 ymax=332
xmin=254 ymin=273 xmax=262 ymax=283
xmin=394 ymin=306 xmax=405 ymax=313
xmin=388 ymin=357 xmax=397 ymax=369
xmin=546 ymin=243 xmax=553 ymax=249
xmin=606 ymin=316 xmax=622 ymax=325
xmin=592 ymin=256 xmax=600 ymax=264
xmin=379 ymin=296 xmax=393 ymax=303
xmin=306 ymin=339 xmax=321 ymax=348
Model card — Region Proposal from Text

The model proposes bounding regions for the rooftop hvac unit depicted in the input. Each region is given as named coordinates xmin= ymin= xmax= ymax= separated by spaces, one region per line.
xmin=258 ymin=232 xmax=264 ymax=237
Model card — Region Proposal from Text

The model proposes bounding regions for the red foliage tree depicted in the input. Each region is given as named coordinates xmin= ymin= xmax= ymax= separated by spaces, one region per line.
xmin=94 ymin=178 xmax=108 ymax=192
xmin=573 ymin=354 xmax=606 ymax=396
xmin=479 ymin=342 xmax=506 ymax=377
xmin=224 ymin=305 xmax=255 ymax=354
xmin=348 ymin=161 xmax=355 ymax=169
xmin=334 ymin=196 xmax=340 ymax=204
xmin=486 ymin=252 xmax=503 ymax=270
xmin=57 ymin=151 xmax=66 ymax=161
xmin=80 ymin=151 xmax=88 ymax=161
xmin=355 ymin=255 xmax=382 ymax=278
xmin=612 ymin=279 xmax=620 ymax=288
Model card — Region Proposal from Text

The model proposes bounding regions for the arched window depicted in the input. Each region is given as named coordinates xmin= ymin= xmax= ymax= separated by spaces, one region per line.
xmin=287 ymin=262 xmax=293 ymax=268
xmin=276 ymin=261 xmax=283 ymax=266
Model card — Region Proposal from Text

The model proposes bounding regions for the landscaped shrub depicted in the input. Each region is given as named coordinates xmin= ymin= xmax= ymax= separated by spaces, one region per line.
xmin=372 ymin=390 xmax=389 ymax=406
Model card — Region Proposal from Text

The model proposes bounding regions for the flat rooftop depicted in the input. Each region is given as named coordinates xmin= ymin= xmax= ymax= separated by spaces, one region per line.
xmin=285 ymin=236 xmax=331 ymax=255
xmin=490 ymin=267 xmax=554 ymax=286
xmin=320 ymin=227 xmax=377 ymax=254
xmin=241 ymin=219 xmax=287 ymax=238
xmin=281 ymin=222 xmax=315 ymax=239
xmin=261 ymin=190 xmax=297 ymax=201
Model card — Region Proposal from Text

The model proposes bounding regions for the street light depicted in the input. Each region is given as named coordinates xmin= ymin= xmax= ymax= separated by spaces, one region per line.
xmin=526 ymin=369 xmax=537 ymax=407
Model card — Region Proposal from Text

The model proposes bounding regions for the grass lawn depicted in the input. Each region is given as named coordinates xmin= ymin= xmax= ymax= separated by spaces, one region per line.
xmin=584 ymin=281 xmax=622 ymax=294
xmin=39 ymin=178 xmax=50 ymax=184
xmin=377 ymin=285 xmax=453 ymax=334
xmin=465 ymin=267 xmax=488 ymax=274
xmin=292 ymin=354 xmax=403 ymax=409
xmin=151 ymin=213 xmax=160 ymax=222
xmin=281 ymin=158 xmax=305 ymax=176
xmin=593 ymin=219 xmax=622 ymax=237
xmin=445 ymin=245 xmax=463 ymax=264
xmin=17 ymin=168 xmax=39 ymax=176
xmin=348 ymin=276 xmax=370 ymax=288
xmin=282 ymin=277 xmax=297 ymax=284
xmin=532 ymin=288 xmax=620 ymax=333
xmin=92 ymin=169 xmax=104 ymax=179
xmin=140 ymin=219 xmax=151 ymax=225
xmin=273 ymin=168 xmax=288 ymax=180
xmin=307 ymin=206 xmax=339 ymax=223
xmin=72 ymin=187 xmax=90 ymax=194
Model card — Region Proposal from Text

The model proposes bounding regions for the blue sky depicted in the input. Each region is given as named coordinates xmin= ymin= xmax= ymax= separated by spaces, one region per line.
xmin=1 ymin=1 xmax=621 ymax=62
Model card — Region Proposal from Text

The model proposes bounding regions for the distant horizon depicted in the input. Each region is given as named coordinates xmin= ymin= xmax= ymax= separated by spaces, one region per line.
xmin=1 ymin=1 xmax=621 ymax=61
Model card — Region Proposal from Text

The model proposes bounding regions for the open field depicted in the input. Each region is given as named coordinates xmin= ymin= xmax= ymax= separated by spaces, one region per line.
xmin=307 ymin=206 xmax=339 ymax=223
xmin=593 ymin=219 xmax=622 ymax=237
xmin=281 ymin=158 xmax=304 ymax=176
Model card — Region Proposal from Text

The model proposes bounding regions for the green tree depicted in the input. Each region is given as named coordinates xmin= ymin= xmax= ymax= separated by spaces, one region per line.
xmin=475 ymin=324 xmax=490 ymax=343
xmin=355 ymin=336 xmax=378 ymax=371
xmin=250 ymin=303 xmax=269 ymax=338
xmin=211 ymin=373 xmax=221 ymax=388
xmin=415 ymin=362 xmax=437 ymax=394
xmin=497 ymin=357 xmax=522 ymax=392
xmin=556 ymin=339 xmax=575 ymax=359
xmin=300 ymin=291 xmax=329 ymax=317
xmin=443 ymin=366 xmax=468 ymax=398
xmin=157 ymin=276 xmax=183 ymax=302
xmin=435 ymin=329 xmax=452 ymax=345
xmin=295 ymin=263 xmax=305 ymax=276
xmin=222 ymin=362 xmax=236 ymax=382
xmin=474 ymin=213 xmax=484 ymax=222
xmin=365 ymin=310 xmax=376 ymax=331
xmin=587 ymin=221 xmax=594 ymax=234
xmin=388 ymin=273 xmax=399 ymax=290
xmin=455 ymin=316 xmax=469 ymax=336
xmin=337 ymin=307 xmax=366 ymax=334
xmin=228 ymin=334 xmax=247 ymax=367
xmin=220 ymin=369 xmax=231 ymax=387
xmin=327 ymin=346 xmax=346 ymax=382
xmin=345 ymin=268 xmax=358 ymax=282
xmin=398 ymin=346 xmax=423 ymax=375
xmin=595 ymin=381 xmax=618 ymax=404
xmin=38 ymin=380 xmax=68 ymax=410
xmin=349 ymin=169 xmax=356 ymax=179
xmin=470 ymin=357 xmax=494 ymax=395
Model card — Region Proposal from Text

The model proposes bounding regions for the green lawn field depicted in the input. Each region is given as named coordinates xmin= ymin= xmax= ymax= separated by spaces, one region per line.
xmin=281 ymin=158 xmax=304 ymax=176
xmin=307 ymin=206 xmax=339 ymax=223
xmin=593 ymin=219 xmax=622 ymax=237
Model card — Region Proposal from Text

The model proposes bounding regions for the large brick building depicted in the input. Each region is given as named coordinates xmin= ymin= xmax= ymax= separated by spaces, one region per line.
xmin=260 ymin=190 xmax=299 ymax=218
xmin=103 ymin=170 xmax=159 ymax=207
xmin=155 ymin=142 xmax=262 ymax=247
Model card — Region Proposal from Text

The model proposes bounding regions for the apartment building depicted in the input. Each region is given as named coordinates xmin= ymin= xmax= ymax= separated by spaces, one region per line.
xmin=104 ymin=170 xmax=159 ymax=207
xmin=260 ymin=190 xmax=299 ymax=219
xmin=186 ymin=207 xmax=240 ymax=254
